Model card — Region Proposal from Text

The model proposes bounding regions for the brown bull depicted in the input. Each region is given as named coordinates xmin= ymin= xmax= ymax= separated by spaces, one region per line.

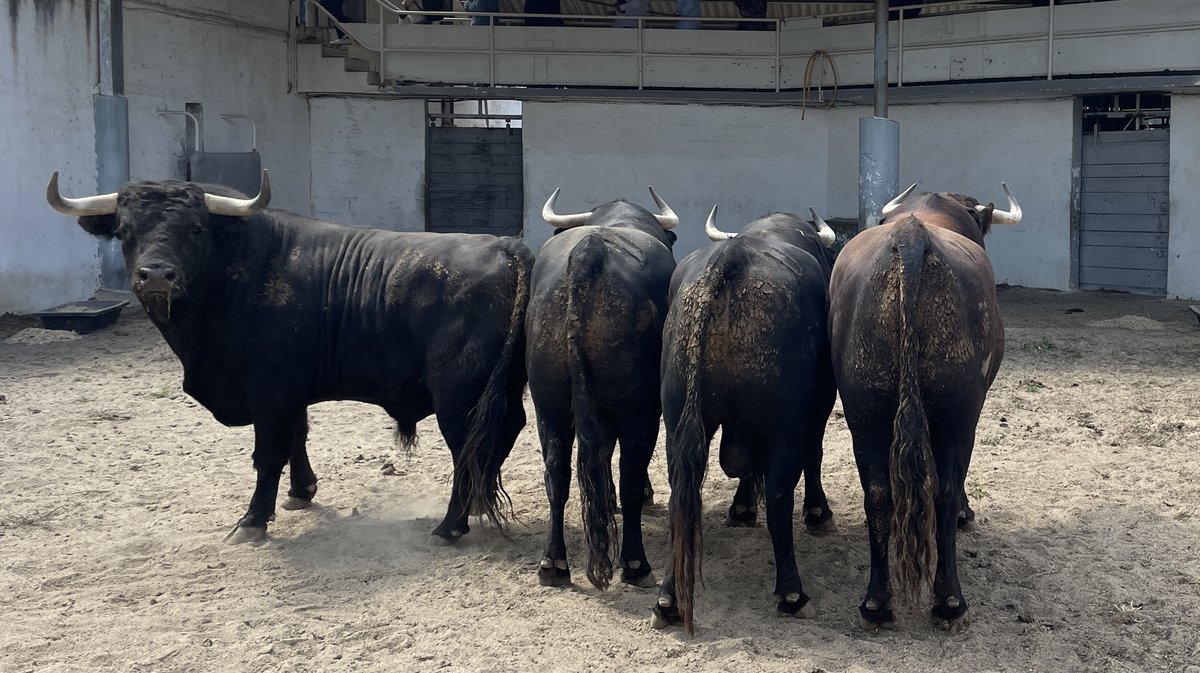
xmin=829 ymin=183 xmax=1021 ymax=632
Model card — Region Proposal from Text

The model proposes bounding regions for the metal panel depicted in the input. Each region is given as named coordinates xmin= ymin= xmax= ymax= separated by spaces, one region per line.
xmin=1077 ymin=128 xmax=1170 ymax=295
xmin=188 ymin=151 xmax=263 ymax=197
xmin=426 ymin=126 xmax=523 ymax=237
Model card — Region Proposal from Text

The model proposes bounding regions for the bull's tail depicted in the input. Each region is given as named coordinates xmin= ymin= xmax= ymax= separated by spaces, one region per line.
xmin=460 ymin=241 xmax=533 ymax=529
xmin=566 ymin=235 xmax=621 ymax=590
xmin=669 ymin=243 xmax=744 ymax=635
xmin=888 ymin=217 xmax=939 ymax=607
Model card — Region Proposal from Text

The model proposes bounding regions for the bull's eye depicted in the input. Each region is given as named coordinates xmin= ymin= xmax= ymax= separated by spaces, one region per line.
xmin=114 ymin=226 xmax=128 ymax=241
xmin=191 ymin=225 xmax=203 ymax=236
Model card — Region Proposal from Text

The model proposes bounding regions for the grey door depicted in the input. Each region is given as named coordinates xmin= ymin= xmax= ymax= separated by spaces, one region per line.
xmin=1078 ymin=129 xmax=1170 ymax=295
xmin=426 ymin=126 xmax=523 ymax=236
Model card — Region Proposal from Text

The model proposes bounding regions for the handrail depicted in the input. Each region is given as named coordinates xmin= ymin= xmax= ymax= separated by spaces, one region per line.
xmin=303 ymin=0 xmax=1197 ymax=94
xmin=219 ymin=114 xmax=257 ymax=150
xmin=157 ymin=110 xmax=202 ymax=152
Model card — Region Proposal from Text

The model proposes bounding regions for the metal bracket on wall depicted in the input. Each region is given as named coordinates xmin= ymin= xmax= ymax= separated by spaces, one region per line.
xmin=219 ymin=114 xmax=258 ymax=150
xmin=157 ymin=109 xmax=203 ymax=152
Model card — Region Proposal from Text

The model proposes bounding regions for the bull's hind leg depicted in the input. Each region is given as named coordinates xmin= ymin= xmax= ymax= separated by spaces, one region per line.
xmin=616 ymin=413 xmax=658 ymax=588
xmin=430 ymin=414 xmax=472 ymax=545
xmin=853 ymin=434 xmax=896 ymax=630
xmin=226 ymin=408 xmax=307 ymax=545
xmin=930 ymin=422 xmax=974 ymax=631
xmin=727 ymin=477 xmax=759 ymax=527
xmin=281 ymin=415 xmax=318 ymax=511
xmin=802 ymin=376 xmax=837 ymax=533
xmin=764 ymin=434 xmax=815 ymax=619
xmin=537 ymin=411 xmax=575 ymax=586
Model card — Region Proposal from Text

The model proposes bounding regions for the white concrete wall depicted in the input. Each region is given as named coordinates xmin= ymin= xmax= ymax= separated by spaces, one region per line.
xmin=308 ymin=99 xmax=427 ymax=231
xmin=827 ymin=100 xmax=1077 ymax=291
xmin=521 ymin=102 xmax=830 ymax=259
xmin=0 ymin=1 xmax=100 ymax=314
xmin=1168 ymin=95 xmax=1200 ymax=300
xmin=122 ymin=1 xmax=311 ymax=212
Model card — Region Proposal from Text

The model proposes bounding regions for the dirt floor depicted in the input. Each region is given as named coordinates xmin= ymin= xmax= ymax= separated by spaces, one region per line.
xmin=2 ymin=287 xmax=1199 ymax=673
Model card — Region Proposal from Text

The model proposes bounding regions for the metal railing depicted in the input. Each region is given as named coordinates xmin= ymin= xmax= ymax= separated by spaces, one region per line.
xmin=304 ymin=0 xmax=1198 ymax=93
xmin=311 ymin=1 xmax=786 ymax=91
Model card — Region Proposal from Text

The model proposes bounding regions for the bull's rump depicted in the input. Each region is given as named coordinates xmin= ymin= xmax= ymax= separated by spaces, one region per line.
xmin=526 ymin=227 xmax=672 ymax=410
xmin=663 ymin=240 xmax=829 ymax=429
xmin=830 ymin=223 xmax=1003 ymax=412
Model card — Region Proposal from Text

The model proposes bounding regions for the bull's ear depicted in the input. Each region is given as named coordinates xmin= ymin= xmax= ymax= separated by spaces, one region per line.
xmin=78 ymin=214 xmax=118 ymax=238
xmin=552 ymin=228 xmax=566 ymax=237
xmin=664 ymin=230 xmax=678 ymax=247
xmin=976 ymin=203 xmax=994 ymax=237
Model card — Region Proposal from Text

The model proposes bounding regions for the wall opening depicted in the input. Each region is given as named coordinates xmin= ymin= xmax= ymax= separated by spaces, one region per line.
xmin=1076 ymin=93 xmax=1170 ymax=296
xmin=424 ymin=99 xmax=524 ymax=236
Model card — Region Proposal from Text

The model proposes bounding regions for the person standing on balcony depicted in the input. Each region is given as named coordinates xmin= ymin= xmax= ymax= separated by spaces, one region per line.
xmin=525 ymin=0 xmax=564 ymax=26
xmin=615 ymin=0 xmax=700 ymax=30
xmin=465 ymin=0 xmax=499 ymax=24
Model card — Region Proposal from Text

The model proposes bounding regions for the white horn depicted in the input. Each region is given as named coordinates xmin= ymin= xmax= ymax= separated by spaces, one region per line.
xmin=204 ymin=170 xmax=272 ymax=216
xmin=808 ymin=207 xmax=837 ymax=247
xmin=880 ymin=183 xmax=918 ymax=218
xmin=46 ymin=172 xmax=118 ymax=216
xmin=704 ymin=205 xmax=735 ymax=241
xmin=541 ymin=188 xmax=592 ymax=228
xmin=648 ymin=186 xmax=679 ymax=230
xmin=979 ymin=181 xmax=1023 ymax=225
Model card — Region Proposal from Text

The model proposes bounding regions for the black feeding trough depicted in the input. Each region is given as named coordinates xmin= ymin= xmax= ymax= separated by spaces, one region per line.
xmin=34 ymin=300 xmax=130 ymax=334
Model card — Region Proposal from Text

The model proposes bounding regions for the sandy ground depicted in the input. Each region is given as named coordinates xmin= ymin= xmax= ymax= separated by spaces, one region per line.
xmin=2 ymin=287 xmax=1199 ymax=673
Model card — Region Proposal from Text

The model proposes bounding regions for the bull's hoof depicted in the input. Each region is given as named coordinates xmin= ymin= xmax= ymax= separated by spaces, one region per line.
xmin=726 ymin=505 xmax=758 ymax=528
xmin=804 ymin=506 xmax=837 ymax=534
xmin=957 ymin=508 xmax=977 ymax=531
xmin=858 ymin=599 xmax=896 ymax=631
xmin=649 ymin=597 xmax=682 ymax=630
xmin=223 ymin=524 xmax=268 ymax=545
xmin=430 ymin=520 xmax=468 ymax=546
xmin=620 ymin=560 xmax=657 ymax=588
xmin=932 ymin=598 xmax=970 ymax=633
xmin=280 ymin=496 xmax=314 ymax=511
xmin=429 ymin=530 xmax=465 ymax=547
xmin=642 ymin=482 xmax=655 ymax=508
xmin=776 ymin=592 xmax=816 ymax=619
xmin=538 ymin=558 xmax=572 ymax=587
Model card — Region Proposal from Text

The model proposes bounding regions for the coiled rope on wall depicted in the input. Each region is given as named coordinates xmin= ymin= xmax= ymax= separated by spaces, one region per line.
xmin=801 ymin=50 xmax=839 ymax=120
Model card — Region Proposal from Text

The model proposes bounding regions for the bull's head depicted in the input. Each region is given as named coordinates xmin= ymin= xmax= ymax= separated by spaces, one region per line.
xmin=47 ymin=170 xmax=271 ymax=319
xmin=703 ymin=205 xmax=837 ymax=247
xmin=880 ymin=182 xmax=1022 ymax=241
xmin=541 ymin=187 xmax=680 ymax=248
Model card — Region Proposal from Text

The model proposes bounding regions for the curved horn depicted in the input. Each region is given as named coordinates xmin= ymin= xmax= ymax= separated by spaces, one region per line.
xmin=880 ymin=183 xmax=918 ymax=218
xmin=704 ymin=205 xmax=735 ymax=241
xmin=979 ymin=181 xmax=1023 ymax=225
xmin=808 ymin=207 xmax=837 ymax=247
xmin=204 ymin=169 xmax=272 ymax=216
xmin=541 ymin=188 xmax=592 ymax=229
xmin=46 ymin=172 xmax=118 ymax=216
xmin=647 ymin=186 xmax=679 ymax=230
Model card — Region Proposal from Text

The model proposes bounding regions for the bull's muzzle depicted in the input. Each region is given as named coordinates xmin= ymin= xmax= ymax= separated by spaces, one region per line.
xmin=134 ymin=263 xmax=182 ymax=296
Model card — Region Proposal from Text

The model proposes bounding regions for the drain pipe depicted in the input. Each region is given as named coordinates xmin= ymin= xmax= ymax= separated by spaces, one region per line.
xmin=858 ymin=0 xmax=900 ymax=232
xmin=96 ymin=0 xmax=131 ymax=290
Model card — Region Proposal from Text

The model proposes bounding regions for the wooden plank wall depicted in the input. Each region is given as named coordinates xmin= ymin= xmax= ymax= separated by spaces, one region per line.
xmin=426 ymin=127 xmax=524 ymax=236
xmin=1078 ymin=129 xmax=1170 ymax=295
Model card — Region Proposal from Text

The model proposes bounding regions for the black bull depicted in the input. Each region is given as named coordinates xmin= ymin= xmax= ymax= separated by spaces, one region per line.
xmin=47 ymin=171 xmax=533 ymax=545
xmin=829 ymin=184 xmax=1021 ymax=632
xmin=652 ymin=211 xmax=837 ymax=635
xmin=526 ymin=189 xmax=678 ymax=591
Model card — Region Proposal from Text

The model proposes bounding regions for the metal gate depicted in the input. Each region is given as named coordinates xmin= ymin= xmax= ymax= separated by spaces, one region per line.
xmin=425 ymin=126 xmax=523 ymax=236
xmin=1078 ymin=129 xmax=1170 ymax=295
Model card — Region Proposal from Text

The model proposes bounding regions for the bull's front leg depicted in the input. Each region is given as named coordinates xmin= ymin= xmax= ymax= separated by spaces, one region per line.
xmin=225 ymin=408 xmax=307 ymax=544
